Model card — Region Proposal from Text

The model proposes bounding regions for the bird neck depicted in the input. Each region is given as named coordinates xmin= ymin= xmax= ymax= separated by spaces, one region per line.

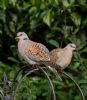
xmin=18 ymin=39 xmax=29 ymax=47
xmin=64 ymin=47 xmax=73 ymax=55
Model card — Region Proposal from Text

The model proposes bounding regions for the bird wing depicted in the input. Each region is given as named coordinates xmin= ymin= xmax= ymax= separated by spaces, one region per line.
xmin=38 ymin=43 xmax=49 ymax=53
xmin=24 ymin=42 xmax=50 ymax=62
xmin=50 ymin=48 xmax=62 ymax=63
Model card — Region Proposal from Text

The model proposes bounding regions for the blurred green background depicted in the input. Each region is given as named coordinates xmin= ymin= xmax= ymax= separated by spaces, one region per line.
xmin=0 ymin=0 xmax=87 ymax=99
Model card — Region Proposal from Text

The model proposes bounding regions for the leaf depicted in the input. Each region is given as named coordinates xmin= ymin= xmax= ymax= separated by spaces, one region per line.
xmin=7 ymin=57 xmax=18 ymax=63
xmin=2 ymin=73 xmax=10 ymax=92
xmin=0 ymin=10 xmax=6 ymax=22
xmin=35 ymin=0 xmax=41 ymax=9
xmin=79 ymin=79 xmax=87 ymax=84
xmin=0 ymin=92 xmax=4 ymax=100
xmin=72 ymin=62 xmax=80 ymax=69
xmin=30 ymin=0 xmax=35 ymax=5
xmin=68 ymin=0 xmax=75 ymax=4
xmin=70 ymin=12 xmax=81 ymax=26
xmin=0 ymin=61 xmax=6 ymax=68
xmin=78 ymin=0 xmax=86 ymax=5
xmin=81 ymin=47 xmax=87 ymax=53
xmin=62 ymin=0 xmax=75 ymax=7
xmin=82 ymin=18 xmax=87 ymax=27
xmin=54 ymin=0 xmax=59 ymax=5
xmin=43 ymin=10 xmax=51 ymax=27
xmin=9 ymin=0 xmax=16 ymax=6
xmin=52 ymin=27 xmax=64 ymax=34
xmin=3 ymin=73 xmax=8 ymax=87
xmin=49 ymin=0 xmax=59 ymax=5
xmin=0 ymin=0 xmax=8 ymax=10
xmin=62 ymin=25 xmax=73 ymax=38
xmin=23 ymin=2 xmax=31 ymax=10
xmin=62 ymin=0 xmax=70 ymax=7
xmin=9 ymin=21 xmax=15 ymax=33
xmin=11 ymin=13 xmax=17 ymax=23
xmin=48 ymin=39 xmax=59 ymax=47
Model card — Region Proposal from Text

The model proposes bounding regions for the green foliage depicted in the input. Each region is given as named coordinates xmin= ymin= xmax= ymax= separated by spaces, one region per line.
xmin=0 ymin=0 xmax=87 ymax=99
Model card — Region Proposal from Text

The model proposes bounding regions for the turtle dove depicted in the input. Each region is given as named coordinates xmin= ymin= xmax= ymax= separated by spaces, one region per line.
xmin=15 ymin=32 xmax=51 ymax=65
xmin=50 ymin=43 xmax=76 ymax=70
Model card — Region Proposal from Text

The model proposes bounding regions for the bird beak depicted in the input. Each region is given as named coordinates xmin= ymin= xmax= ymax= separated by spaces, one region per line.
xmin=15 ymin=37 xmax=19 ymax=41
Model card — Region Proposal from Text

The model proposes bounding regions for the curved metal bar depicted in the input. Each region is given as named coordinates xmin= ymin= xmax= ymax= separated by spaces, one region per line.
xmin=13 ymin=67 xmax=56 ymax=100
xmin=39 ymin=67 xmax=56 ymax=100
xmin=11 ymin=65 xmax=29 ymax=92
xmin=10 ymin=64 xmax=85 ymax=100
xmin=62 ymin=71 xmax=85 ymax=100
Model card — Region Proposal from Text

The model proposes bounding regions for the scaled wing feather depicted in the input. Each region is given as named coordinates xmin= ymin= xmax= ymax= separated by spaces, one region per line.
xmin=25 ymin=43 xmax=50 ymax=62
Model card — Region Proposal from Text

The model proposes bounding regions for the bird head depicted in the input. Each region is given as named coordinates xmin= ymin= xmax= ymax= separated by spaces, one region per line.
xmin=15 ymin=32 xmax=29 ymax=41
xmin=66 ymin=43 xmax=76 ymax=51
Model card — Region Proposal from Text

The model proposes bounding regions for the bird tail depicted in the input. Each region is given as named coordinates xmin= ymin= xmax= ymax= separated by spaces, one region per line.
xmin=47 ymin=65 xmax=62 ymax=81
xmin=40 ymin=61 xmax=62 ymax=73
xmin=43 ymin=61 xmax=62 ymax=81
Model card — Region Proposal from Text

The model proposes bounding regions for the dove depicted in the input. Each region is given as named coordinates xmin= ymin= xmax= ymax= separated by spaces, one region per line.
xmin=15 ymin=32 xmax=51 ymax=65
xmin=15 ymin=32 xmax=61 ymax=70
xmin=50 ymin=43 xmax=76 ymax=70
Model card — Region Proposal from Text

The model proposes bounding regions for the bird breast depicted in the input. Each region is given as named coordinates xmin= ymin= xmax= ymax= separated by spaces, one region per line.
xmin=56 ymin=49 xmax=73 ymax=69
xmin=18 ymin=40 xmax=28 ymax=56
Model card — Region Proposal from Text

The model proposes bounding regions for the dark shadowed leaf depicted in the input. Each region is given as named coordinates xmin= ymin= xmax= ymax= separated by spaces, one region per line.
xmin=70 ymin=12 xmax=81 ymax=26
xmin=43 ymin=10 xmax=51 ymax=27
xmin=48 ymin=39 xmax=59 ymax=47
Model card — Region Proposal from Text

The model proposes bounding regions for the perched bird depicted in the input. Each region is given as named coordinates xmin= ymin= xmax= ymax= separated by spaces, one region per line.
xmin=50 ymin=43 xmax=76 ymax=70
xmin=15 ymin=32 xmax=61 ymax=70
xmin=15 ymin=32 xmax=50 ymax=65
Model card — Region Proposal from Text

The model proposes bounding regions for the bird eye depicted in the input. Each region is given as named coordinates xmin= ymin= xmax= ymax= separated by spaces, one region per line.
xmin=71 ymin=45 xmax=75 ymax=48
xmin=17 ymin=33 xmax=23 ymax=37
xmin=19 ymin=34 xmax=23 ymax=36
